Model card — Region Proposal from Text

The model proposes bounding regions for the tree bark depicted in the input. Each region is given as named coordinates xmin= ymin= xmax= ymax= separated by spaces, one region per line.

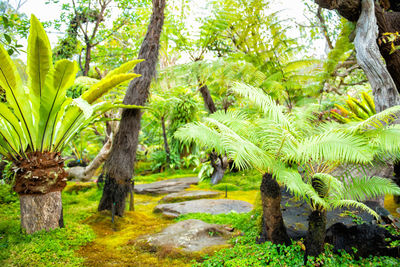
xmin=304 ymin=209 xmax=327 ymax=262
xmin=199 ymin=84 xmax=217 ymax=114
xmin=257 ymin=173 xmax=291 ymax=245
xmin=19 ymin=191 xmax=63 ymax=234
xmin=354 ymin=0 xmax=400 ymax=112
xmin=161 ymin=115 xmax=170 ymax=163
xmin=83 ymin=43 xmax=92 ymax=76
xmin=316 ymin=0 xmax=400 ymax=97
xmin=98 ymin=0 xmax=166 ymax=216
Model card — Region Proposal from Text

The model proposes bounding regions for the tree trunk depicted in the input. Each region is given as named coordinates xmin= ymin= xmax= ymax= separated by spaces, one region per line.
xmin=304 ymin=209 xmax=327 ymax=262
xmin=257 ymin=173 xmax=291 ymax=245
xmin=316 ymin=0 xmax=400 ymax=98
xmin=199 ymin=84 xmax=217 ymax=114
xmin=19 ymin=191 xmax=63 ymax=234
xmin=354 ymin=0 xmax=400 ymax=112
xmin=161 ymin=115 xmax=170 ymax=163
xmin=67 ymin=137 xmax=112 ymax=181
xmin=98 ymin=0 xmax=166 ymax=216
xmin=84 ymin=43 xmax=92 ymax=76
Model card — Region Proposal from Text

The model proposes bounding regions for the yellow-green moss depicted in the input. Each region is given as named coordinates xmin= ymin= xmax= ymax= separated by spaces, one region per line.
xmin=385 ymin=195 xmax=400 ymax=218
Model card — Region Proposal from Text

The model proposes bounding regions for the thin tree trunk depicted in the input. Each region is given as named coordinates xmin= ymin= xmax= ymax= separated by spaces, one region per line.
xmin=84 ymin=43 xmax=91 ymax=76
xmin=304 ymin=209 xmax=327 ymax=262
xmin=354 ymin=0 xmax=400 ymax=112
xmin=258 ymin=173 xmax=291 ymax=245
xmin=19 ymin=191 xmax=63 ymax=234
xmin=199 ymin=84 xmax=217 ymax=114
xmin=98 ymin=0 xmax=166 ymax=216
xmin=67 ymin=137 xmax=112 ymax=181
xmin=161 ymin=115 xmax=170 ymax=163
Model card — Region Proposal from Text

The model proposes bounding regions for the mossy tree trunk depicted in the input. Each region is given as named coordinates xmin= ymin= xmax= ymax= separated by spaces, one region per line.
xmin=98 ymin=0 xmax=166 ymax=216
xmin=258 ymin=173 xmax=291 ymax=245
xmin=304 ymin=209 xmax=327 ymax=262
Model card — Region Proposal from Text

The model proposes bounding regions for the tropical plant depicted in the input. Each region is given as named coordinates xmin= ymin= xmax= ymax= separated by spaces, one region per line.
xmin=175 ymin=82 xmax=400 ymax=258
xmin=0 ymin=15 xmax=142 ymax=234
xmin=331 ymin=92 xmax=376 ymax=123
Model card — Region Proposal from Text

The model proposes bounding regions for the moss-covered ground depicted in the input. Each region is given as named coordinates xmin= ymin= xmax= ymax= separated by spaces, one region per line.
xmin=1 ymin=169 xmax=400 ymax=266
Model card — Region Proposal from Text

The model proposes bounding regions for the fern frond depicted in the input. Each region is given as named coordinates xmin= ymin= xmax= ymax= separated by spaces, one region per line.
xmin=231 ymin=82 xmax=291 ymax=127
xmin=349 ymin=105 xmax=400 ymax=132
xmin=294 ymin=131 xmax=373 ymax=164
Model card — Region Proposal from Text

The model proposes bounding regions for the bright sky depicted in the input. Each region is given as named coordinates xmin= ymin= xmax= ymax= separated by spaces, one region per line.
xmin=16 ymin=0 xmax=324 ymax=57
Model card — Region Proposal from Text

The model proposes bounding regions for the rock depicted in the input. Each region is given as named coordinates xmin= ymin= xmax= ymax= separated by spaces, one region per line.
xmin=280 ymin=188 xmax=390 ymax=240
xmin=135 ymin=219 xmax=234 ymax=252
xmin=326 ymin=223 xmax=400 ymax=258
xmin=134 ymin=177 xmax=199 ymax=195
xmin=154 ymin=199 xmax=253 ymax=218
xmin=159 ymin=190 xmax=222 ymax=203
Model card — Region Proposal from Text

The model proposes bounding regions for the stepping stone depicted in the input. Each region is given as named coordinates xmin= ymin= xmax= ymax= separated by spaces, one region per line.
xmin=154 ymin=199 xmax=253 ymax=218
xmin=134 ymin=177 xmax=198 ymax=195
xmin=135 ymin=219 xmax=234 ymax=252
xmin=159 ymin=190 xmax=222 ymax=203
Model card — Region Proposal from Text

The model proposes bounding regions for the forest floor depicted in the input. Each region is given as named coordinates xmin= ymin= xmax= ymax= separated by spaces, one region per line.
xmin=76 ymin=182 xmax=258 ymax=266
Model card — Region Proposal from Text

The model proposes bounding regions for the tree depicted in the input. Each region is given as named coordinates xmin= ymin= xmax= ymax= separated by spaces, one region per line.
xmin=175 ymin=82 xmax=400 ymax=258
xmin=0 ymin=15 xmax=141 ymax=233
xmin=98 ymin=0 xmax=166 ymax=216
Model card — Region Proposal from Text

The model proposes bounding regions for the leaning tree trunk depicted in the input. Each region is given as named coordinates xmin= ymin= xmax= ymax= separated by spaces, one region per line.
xmin=98 ymin=0 xmax=166 ymax=216
xmin=67 ymin=136 xmax=112 ymax=181
xmin=199 ymin=83 xmax=229 ymax=184
xmin=257 ymin=173 xmax=291 ymax=245
xmin=13 ymin=152 xmax=67 ymax=234
xmin=199 ymin=84 xmax=217 ymax=114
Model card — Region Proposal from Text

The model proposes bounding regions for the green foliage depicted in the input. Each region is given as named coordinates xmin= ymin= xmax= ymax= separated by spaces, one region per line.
xmin=332 ymin=92 xmax=376 ymax=123
xmin=195 ymin=240 xmax=400 ymax=267
xmin=176 ymin=82 xmax=400 ymax=217
xmin=0 ymin=183 xmax=17 ymax=204
xmin=0 ymin=15 xmax=142 ymax=158
xmin=150 ymin=150 xmax=181 ymax=171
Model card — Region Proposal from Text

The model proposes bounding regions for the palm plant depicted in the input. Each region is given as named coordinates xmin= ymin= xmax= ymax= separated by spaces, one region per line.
xmin=175 ymin=82 xmax=400 ymax=258
xmin=0 ymin=15 xmax=142 ymax=234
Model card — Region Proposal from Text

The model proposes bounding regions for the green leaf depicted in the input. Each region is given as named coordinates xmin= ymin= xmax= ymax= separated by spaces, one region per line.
xmin=105 ymin=59 xmax=144 ymax=78
xmin=27 ymin=14 xmax=52 ymax=99
xmin=38 ymin=59 xmax=78 ymax=151
xmin=3 ymin=34 xmax=11 ymax=44
xmin=82 ymin=73 xmax=140 ymax=104
xmin=0 ymin=42 xmax=35 ymax=149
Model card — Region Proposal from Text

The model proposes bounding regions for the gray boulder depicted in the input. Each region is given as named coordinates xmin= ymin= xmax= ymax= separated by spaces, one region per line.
xmin=154 ymin=199 xmax=253 ymax=218
xmin=136 ymin=219 xmax=234 ymax=252
xmin=159 ymin=190 xmax=222 ymax=203
xmin=134 ymin=177 xmax=198 ymax=195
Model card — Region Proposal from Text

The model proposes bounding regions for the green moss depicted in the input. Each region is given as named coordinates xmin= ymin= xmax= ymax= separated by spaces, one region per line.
xmin=211 ymin=183 xmax=240 ymax=191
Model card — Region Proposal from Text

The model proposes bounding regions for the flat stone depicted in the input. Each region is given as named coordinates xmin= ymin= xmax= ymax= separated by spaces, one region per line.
xmin=159 ymin=190 xmax=222 ymax=203
xmin=154 ymin=199 xmax=253 ymax=218
xmin=134 ymin=177 xmax=199 ymax=195
xmin=135 ymin=219 xmax=234 ymax=252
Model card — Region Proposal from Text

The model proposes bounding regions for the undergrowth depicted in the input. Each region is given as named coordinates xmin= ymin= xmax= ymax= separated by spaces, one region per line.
xmin=0 ymin=183 xmax=99 ymax=266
